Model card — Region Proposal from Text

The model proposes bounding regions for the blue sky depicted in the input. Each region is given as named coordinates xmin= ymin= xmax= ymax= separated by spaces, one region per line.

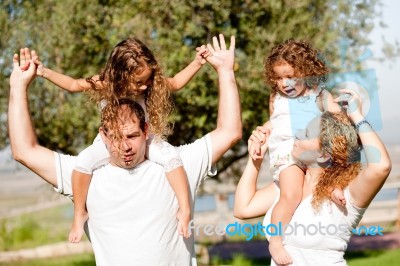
xmin=367 ymin=0 xmax=400 ymax=144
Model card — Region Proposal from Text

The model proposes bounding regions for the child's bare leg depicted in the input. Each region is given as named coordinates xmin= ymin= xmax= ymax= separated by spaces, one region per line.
xmin=69 ymin=170 xmax=91 ymax=243
xmin=166 ymin=166 xmax=191 ymax=238
xmin=331 ymin=188 xmax=346 ymax=206
xmin=269 ymin=165 xmax=304 ymax=265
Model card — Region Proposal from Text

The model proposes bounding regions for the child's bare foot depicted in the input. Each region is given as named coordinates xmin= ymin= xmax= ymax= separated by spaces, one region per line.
xmin=177 ymin=208 xmax=191 ymax=238
xmin=69 ymin=211 xmax=89 ymax=243
xmin=331 ymin=188 xmax=346 ymax=206
xmin=269 ymin=237 xmax=293 ymax=265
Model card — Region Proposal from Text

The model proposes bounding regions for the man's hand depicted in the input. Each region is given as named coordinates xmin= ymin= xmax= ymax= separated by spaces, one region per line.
xmin=206 ymin=34 xmax=235 ymax=72
xmin=11 ymin=48 xmax=37 ymax=90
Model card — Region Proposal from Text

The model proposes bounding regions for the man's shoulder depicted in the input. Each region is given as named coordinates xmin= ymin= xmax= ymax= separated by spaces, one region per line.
xmin=177 ymin=135 xmax=209 ymax=151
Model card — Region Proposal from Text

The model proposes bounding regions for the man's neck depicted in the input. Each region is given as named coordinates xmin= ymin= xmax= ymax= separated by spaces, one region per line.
xmin=109 ymin=157 xmax=147 ymax=170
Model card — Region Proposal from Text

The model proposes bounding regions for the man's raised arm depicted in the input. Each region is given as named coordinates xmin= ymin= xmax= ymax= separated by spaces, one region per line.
xmin=8 ymin=49 xmax=58 ymax=186
xmin=206 ymin=35 xmax=242 ymax=164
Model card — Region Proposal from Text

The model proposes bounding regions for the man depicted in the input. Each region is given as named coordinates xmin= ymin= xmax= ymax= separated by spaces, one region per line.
xmin=8 ymin=34 xmax=241 ymax=265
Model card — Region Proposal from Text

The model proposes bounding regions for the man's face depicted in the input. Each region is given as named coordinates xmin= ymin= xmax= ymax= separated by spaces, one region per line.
xmin=100 ymin=107 xmax=148 ymax=169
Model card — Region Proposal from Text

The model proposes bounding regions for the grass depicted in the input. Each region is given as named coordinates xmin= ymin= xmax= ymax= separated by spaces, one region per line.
xmin=0 ymin=204 xmax=88 ymax=251
xmin=0 ymin=253 xmax=95 ymax=266
xmin=210 ymin=254 xmax=269 ymax=266
xmin=207 ymin=248 xmax=400 ymax=266
xmin=1 ymin=248 xmax=399 ymax=265
xmin=1 ymin=205 xmax=399 ymax=265
xmin=346 ymin=249 xmax=400 ymax=266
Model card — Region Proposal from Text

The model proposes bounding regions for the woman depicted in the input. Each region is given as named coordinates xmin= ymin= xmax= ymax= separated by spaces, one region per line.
xmin=234 ymin=90 xmax=391 ymax=265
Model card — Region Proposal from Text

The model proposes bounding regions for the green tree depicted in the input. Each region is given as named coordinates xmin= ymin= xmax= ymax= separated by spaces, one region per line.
xmin=0 ymin=0 xmax=387 ymax=179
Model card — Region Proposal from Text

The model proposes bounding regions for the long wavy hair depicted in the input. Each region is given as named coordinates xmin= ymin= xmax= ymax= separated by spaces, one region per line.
xmin=87 ymin=37 xmax=173 ymax=137
xmin=311 ymin=111 xmax=362 ymax=211
xmin=264 ymin=39 xmax=329 ymax=94
xmin=100 ymin=99 xmax=147 ymax=143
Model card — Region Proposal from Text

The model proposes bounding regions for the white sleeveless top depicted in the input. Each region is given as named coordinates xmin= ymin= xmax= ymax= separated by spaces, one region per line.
xmin=264 ymin=185 xmax=366 ymax=265
xmin=267 ymin=92 xmax=322 ymax=180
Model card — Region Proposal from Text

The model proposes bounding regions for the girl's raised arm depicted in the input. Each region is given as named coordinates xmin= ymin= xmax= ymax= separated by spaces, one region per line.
xmin=32 ymin=49 xmax=95 ymax=92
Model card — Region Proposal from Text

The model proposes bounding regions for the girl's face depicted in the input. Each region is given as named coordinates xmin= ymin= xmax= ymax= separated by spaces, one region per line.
xmin=273 ymin=62 xmax=306 ymax=97
xmin=292 ymin=116 xmax=322 ymax=164
xmin=133 ymin=67 xmax=153 ymax=93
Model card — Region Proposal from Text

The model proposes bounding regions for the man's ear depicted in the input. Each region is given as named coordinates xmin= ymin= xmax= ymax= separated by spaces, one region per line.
xmin=99 ymin=127 xmax=110 ymax=149
xmin=144 ymin=123 xmax=149 ymax=140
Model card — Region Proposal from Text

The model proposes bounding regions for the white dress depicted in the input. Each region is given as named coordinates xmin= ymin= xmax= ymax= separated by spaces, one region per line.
xmin=267 ymin=92 xmax=322 ymax=180
xmin=264 ymin=185 xmax=366 ymax=265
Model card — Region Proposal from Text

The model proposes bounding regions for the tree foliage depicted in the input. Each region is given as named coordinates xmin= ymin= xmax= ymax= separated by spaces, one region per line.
xmin=0 ymin=0 xmax=384 ymax=178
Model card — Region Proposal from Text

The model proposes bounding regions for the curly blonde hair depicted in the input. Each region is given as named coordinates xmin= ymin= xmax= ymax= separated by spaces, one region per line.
xmin=311 ymin=112 xmax=362 ymax=211
xmin=264 ymin=39 xmax=329 ymax=94
xmin=87 ymin=37 xmax=173 ymax=137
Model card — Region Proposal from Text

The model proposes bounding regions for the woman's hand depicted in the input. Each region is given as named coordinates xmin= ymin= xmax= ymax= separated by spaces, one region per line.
xmin=334 ymin=89 xmax=364 ymax=124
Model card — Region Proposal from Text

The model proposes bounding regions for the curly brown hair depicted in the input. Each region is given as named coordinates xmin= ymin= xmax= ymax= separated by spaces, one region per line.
xmin=87 ymin=37 xmax=173 ymax=138
xmin=264 ymin=39 xmax=329 ymax=94
xmin=100 ymin=99 xmax=147 ymax=143
xmin=311 ymin=111 xmax=362 ymax=211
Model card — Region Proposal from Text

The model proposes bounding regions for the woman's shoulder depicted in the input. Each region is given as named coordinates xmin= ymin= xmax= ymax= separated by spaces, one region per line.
xmin=344 ymin=187 xmax=367 ymax=214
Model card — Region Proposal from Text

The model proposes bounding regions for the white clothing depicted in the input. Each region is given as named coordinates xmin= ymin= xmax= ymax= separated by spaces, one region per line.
xmin=268 ymin=92 xmax=322 ymax=180
xmin=54 ymin=134 xmax=216 ymax=266
xmin=75 ymin=134 xmax=183 ymax=174
xmin=263 ymin=184 xmax=366 ymax=266
xmin=76 ymin=94 xmax=181 ymax=174
xmin=73 ymin=134 xmax=110 ymax=174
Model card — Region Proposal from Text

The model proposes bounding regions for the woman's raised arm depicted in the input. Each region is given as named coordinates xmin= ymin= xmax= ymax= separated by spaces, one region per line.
xmin=234 ymin=126 xmax=277 ymax=219
xmin=336 ymin=90 xmax=391 ymax=208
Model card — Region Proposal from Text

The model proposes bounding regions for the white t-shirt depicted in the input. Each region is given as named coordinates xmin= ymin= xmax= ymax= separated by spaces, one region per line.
xmin=264 ymin=184 xmax=366 ymax=266
xmin=54 ymin=134 xmax=215 ymax=266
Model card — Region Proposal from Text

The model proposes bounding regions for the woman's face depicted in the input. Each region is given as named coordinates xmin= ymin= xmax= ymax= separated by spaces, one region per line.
xmin=292 ymin=116 xmax=322 ymax=164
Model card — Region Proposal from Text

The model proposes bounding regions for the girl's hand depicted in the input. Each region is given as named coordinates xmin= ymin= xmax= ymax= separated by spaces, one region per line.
xmin=248 ymin=125 xmax=270 ymax=161
xmin=31 ymin=50 xmax=46 ymax=77
xmin=195 ymin=45 xmax=210 ymax=65
xmin=18 ymin=48 xmax=45 ymax=77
